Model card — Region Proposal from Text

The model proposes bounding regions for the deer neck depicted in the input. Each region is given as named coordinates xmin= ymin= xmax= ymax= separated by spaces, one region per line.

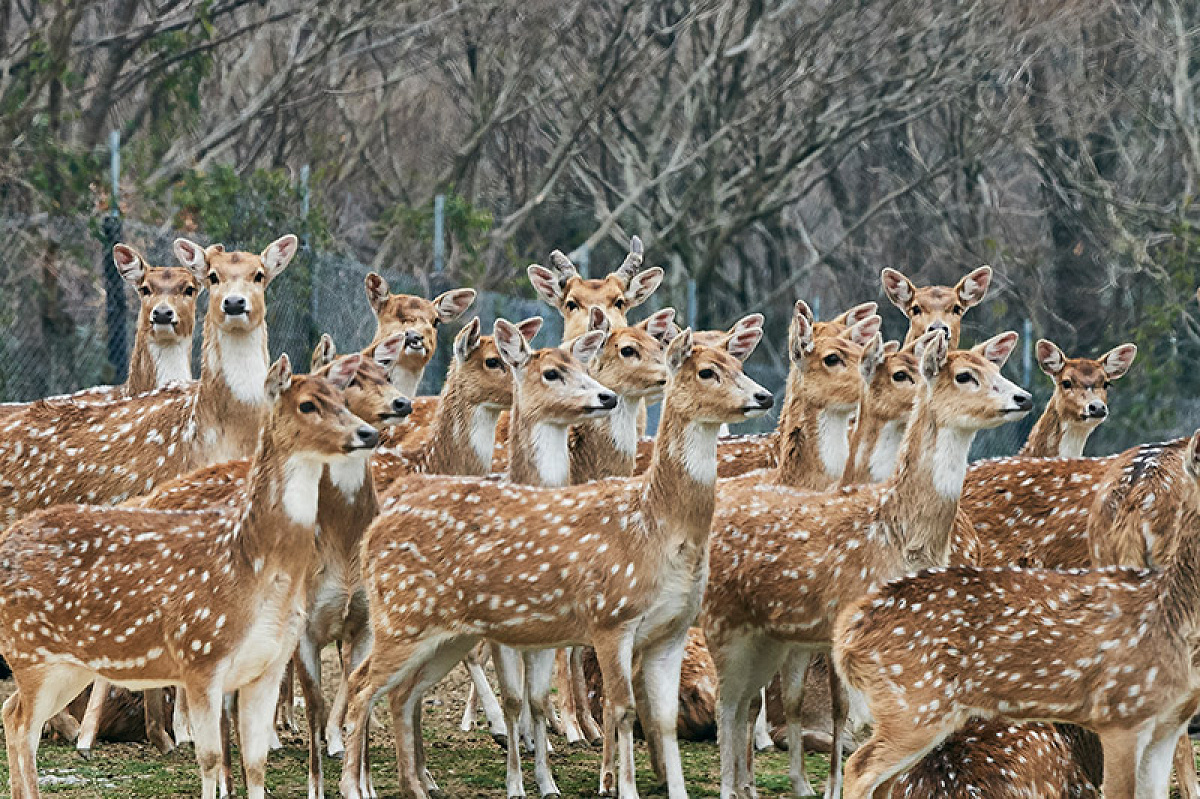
xmin=570 ymin=394 xmax=639 ymax=482
xmin=194 ymin=320 xmax=270 ymax=465
xmin=775 ymin=375 xmax=852 ymax=489
xmin=1020 ymin=402 xmax=1092 ymax=458
xmin=126 ymin=326 xmax=192 ymax=395
xmin=843 ymin=400 xmax=906 ymax=486
xmin=388 ymin=364 xmax=423 ymax=399
xmin=642 ymin=401 xmax=720 ymax=552
xmin=235 ymin=432 xmax=322 ymax=578
xmin=318 ymin=452 xmax=380 ymax=559
xmin=507 ymin=394 xmax=571 ymax=488
xmin=424 ymin=375 xmax=497 ymax=476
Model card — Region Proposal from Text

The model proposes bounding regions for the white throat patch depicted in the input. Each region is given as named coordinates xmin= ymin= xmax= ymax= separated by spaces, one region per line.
xmin=607 ymin=396 xmax=639 ymax=457
xmin=869 ymin=420 xmax=906 ymax=483
xmin=327 ymin=452 xmax=369 ymax=500
xmin=531 ymin=422 xmax=571 ymax=487
xmin=282 ymin=455 xmax=324 ymax=527
xmin=148 ymin=339 xmax=193 ymax=387
xmin=388 ymin=365 xmax=422 ymax=399
xmin=219 ymin=326 xmax=268 ymax=406
xmin=470 ymin=406 xmax=501 ymax=470
xmin=930 ymin=426 xmax=976 ymax=499
xmin=818 ymin=407 xmax=854 ymax=481
xmin=679 ymin=423 xmax=720 ymax=484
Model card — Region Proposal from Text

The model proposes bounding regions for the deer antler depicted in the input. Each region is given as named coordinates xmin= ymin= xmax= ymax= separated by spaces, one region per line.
xmin=613 ymin=235 xmax=644 ymax=285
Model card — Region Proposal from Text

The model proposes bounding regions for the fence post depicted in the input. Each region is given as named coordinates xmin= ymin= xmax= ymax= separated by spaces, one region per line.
xmin=571 ymin=243 xmax=591 ymax=278
xmin=299 ymin=164 xmax=318 ymax=356
xmin=102 ymin=130 xmax=127 ymax=383
xmin=1022 ymin=317 xmax=1034 ymax=388
xmin=687 ymin=277 xmax=698 ymax=329
xmin=433 ymin=193 xmax=446 ymax=274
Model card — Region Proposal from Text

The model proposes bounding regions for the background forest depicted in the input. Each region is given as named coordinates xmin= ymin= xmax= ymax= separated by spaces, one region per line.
xmin=2 ymin=0 xmax=1199 ymax=454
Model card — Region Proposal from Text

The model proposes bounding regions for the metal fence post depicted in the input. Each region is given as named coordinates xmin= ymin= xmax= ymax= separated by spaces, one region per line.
xmin=1022 ymin=317 xmax=1034 ymax=387
xmin=102 ymin=130 xmax=127 ymax=383
xmin=433 ymin=193 xmax=446 ymax=274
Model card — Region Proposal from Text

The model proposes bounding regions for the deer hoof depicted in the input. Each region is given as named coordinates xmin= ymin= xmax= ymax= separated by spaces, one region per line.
xmin=76 ymin=747 xmax=91 ymax=761
xmin=490 ymin=732 xmax=508 ymax=749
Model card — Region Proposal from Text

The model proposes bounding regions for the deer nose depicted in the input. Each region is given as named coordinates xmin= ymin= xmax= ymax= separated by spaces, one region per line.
xmin=405 ymin=330 xmax=424 ymax=349
xmin=597 ymin=391 xmax=618 ymax=409
xmin=929 ymin=321 xmax=950 ymax=336
xmin=392 ymin=397 xmax=413 ymax=417
xmin=1013 ymin=392 xmax=1033 ymax=411
xmin=151 ymin=306 xmax=176 ymax=325
xmin=355 ymin=425 xmax=380 ymax=449
xmin=754 ymin=390 xmax=774 ymax=409
xmin=222 ymin=295 xmax=247 ymax=316
xmin=1086 ymin=401 xmax=1108 ymax=419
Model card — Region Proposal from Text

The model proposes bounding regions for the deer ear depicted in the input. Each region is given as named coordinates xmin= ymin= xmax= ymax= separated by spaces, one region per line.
xmin=666 ymin=328 xmax=694 ymax=375
xmin=588 ymin=306 xmax=610 ymax=334
xmin=527 ymin=264 xmax=564 ymax=306
xmin=112 ymin=244 xmax=146 ymax=286
xmin=789 ymin=301 xmax=815 ymax=362
xmin=266 ymin=354 xmax=293 ymax=401
xmin=571 ymin=330 xmax=606 ymax=365
xmin=918 ymin=330 xmax=949 ymax=381
xmin=974 ymin=331 xmax=1019 ymax=367
xmin=859 ymin=334 xmax=885 ymax=384
xmin=173 ymin=237 xmax=208 ymax=280
xmin=729 ymin=313 xmax=765 ymax=338
xmin=261 ymin=234 xmax=298 ymax=281
xmin=1036 ymin=339 xmax=1066 ymax=377
xmin=844 ymin=315 xmax=882 ymax=348
xmin=371 ymin=332 xmax=405 ymax=368
xmin=325 ymin=354 xmax=361 ymax=391
xmin=311 ymin=334 xmax=337 ymax=370
xmin=613 ymin=235 xmax=646 ymax=284
xmin=883 ymin=340 xmax=901 ymax=355
xmin=364 ymin=273 xmax=390 ymax=315
xmin=515 ymin=316 xmax=543 ymax=343
xmin=640 ymin=308 xmax=677 ymax=344
xmin=881 ymin=268 xmax=915 ymax=308
xmin=836 ymin=301 xmax=878 ymax=328
xmin=624 ymin=267 xmax=664 ymax=308
xmin=494 ymin=319 xmax=532 ymax=369
xmin=956 ymin=265 xmax=993 ymax=307
xmin=1187 ymin=429 xmax=1200 ymax=479
xmin=548 ymin=250 xmax=580 ymax=280
xmin=726 ymin=325 xmax=763 ymax=362
xmin=433 ymin=288 xmax=476 ymax=323
xmin=1100 ymin=344 xmax=1137 ymax=380
xmin=453 ymin=318 xmax=482 ymax=362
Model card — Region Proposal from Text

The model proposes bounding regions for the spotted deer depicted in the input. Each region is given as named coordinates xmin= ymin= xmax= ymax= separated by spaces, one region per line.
xmin=835 ymin=434 xmax=1200 ymax=799
xmin=839 ymin=339 xmax=922 ymax=486
xmin=703 ymin=330 xmax=1032 ymax=799
xmin=363 ymin=272 xmax=476 ymax=399
xmin=0 ymin=353 xmax=377 ymax=799
xmin=0 ymin=234 xmax=295 ymax=524
xmin=0 ymin=245 xmax=202 ymax=420
xmin=339 ymin=328 xmax=771 ymax=799
xmin=881 ymin=264 xmax=993 ymax=347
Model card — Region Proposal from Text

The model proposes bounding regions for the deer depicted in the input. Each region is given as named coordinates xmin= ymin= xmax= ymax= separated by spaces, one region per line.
xmin=834 ymin=430 xmax=1200 ymax=799
xmin=880 ymin=264 xmax=993 ymax=347
xmin=0 ymin=244 xmax=202 ymax=421
xmin=0 ymin=352 xmax=378 ymax=799
xmin=338 ymin=325 xmax=771 ymax=799
xmin=0 ymin=235 xmax=297 ymax=527
xmin=839 ymin=339 xmax=922 ymax=486
xmin=703 ymin=328 xmax=1032 ymax=799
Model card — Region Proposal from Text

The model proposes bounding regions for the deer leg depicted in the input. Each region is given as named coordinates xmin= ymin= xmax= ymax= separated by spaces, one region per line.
xmin=593 ymin=633 xmax=640 ymax=799
xmin=410 ymin=698 xmax=438 ymax=796
xmin=781 ymin=650 xmax=817 ymax=797
xmin=173 ymin=686 xmax=193 ymax=746
xmin=571 ymin=646 xmax=603 ymax=743
xmin=841 ymin=719 xmax=955 ymax=799
xmin=275 ymin=659 xmax=298 ymax=736
xmin=238 ymin=660 xmax=291 ymax=799
xmin=1097 ymin=727 xmax=1140 ymax=799
xmin=1142 ymin=725 xmax=1191 ymax=799
xmin=5 ymin=665 xmax=92 ymax=799
xmin=524 ymin=649 xmax=562 ymax=798
xmin=1173 ymin=732 xmax=1199 ymax=799
xmin=640 ymin=634 xmax=689 ymax=799
xmin=294 ymin=638 xmax=326 ymax=799
xmin=753 ymin=689 xmax=774 ymax=752
xmin=599 ymin=693 xmax=618 ymax=796
xmin=340 ymin=655 xmax=381 ymax=799
xmin=825 ymin=661 xmax=849 ymax=799
xmin=712 ymin=630 xmax=785 ymax=799
xmin=552 ymin=648 xmax=585 ymax=743
xmin=144 ymin=688 xmax=175 ymax=754
xmin=329 ymin=593 xmax=373 ymax=758
xmin=75 ymin=680 xmax=107 ymax=756
xmin=184 ymin=684 xmax=226 ymax=799
xmin=492 ymin=642 xmax=530 ymax=798
xmin=220 ymin=693 xmax=237 ymax=798
xmin=461 ymin=642 xmax=507 ymax=744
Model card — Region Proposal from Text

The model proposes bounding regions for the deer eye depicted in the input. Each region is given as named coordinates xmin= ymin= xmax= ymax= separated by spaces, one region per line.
xmin=543 ymin=369 xmax=561 ymax=381
xmin=951 ymin=305 xmax=964 ymax=314
xmin=183 ymin=285 xmax=196 ymax=297
xmin=208 ymin=273 xmax=219 ymax=285
xmin=892 ymin=371 xmax=911 ymax=383
xmin=1102 ymin=380 xmax=1111 ymax=389
xmin=955 ymin=372 xmax=976 ymax=385
xmin=615 ymin=298 xmax=626 ymax=310
xmin=698 ymin=368 xmax=716 ymax=380
xmin=139 ymin=286 xmax=151 ymax=297
xmin=299 ymin=401 xmax=317 ymax=414
xmin=1061 ymin=379 xmax=1074 ymax=390
xmin=485 ymin=357 xmax=502 ymax=370
xmin=823 ymin=354 xmax=842 ymax=367
xmin=620 ymin=346 xmax=638 ymax=358
xmin=253 ymin=271 xmax=266 ymax=284
xmin=565 ymin=300 xmax=579 ymax=312
xmin=910 ymin=306 xmax=923 ymax=316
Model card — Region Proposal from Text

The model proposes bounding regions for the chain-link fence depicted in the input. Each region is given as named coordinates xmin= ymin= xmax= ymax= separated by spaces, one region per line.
xmin=1 ymin=210 xmax=1195 ymax=460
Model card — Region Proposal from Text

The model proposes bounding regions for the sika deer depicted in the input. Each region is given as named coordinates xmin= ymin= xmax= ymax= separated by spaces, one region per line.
xmin=0 ymin=235 xmax=295 ymax=522
xmin=840 ymin=339 xmax=922 ymax=486
xmin=339 ymin=328 xmax=771 ymax=799
xmin=881 ymin=265 xmax=993 ymax=347
xmin=704 ymin=330 xmax=1032 ymax=799
xmin=0 ymin=353 xmax=377 ymax=799
xmin=363 ymin=272 xmax=476 ymax=397
xmin=835 ymin=433 xmax=1200 ymax=799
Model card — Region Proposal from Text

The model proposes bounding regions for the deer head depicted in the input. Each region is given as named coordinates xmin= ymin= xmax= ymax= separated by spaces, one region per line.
xmin=449 ymin=316 xmax=544 ymax=412
xmin=173 ymin=235 xmax=297 ymax=333
xmin=580 ymin=307 xmax=675 ymax=402
xmin=1036 ymin=339 xmax=1137 ymax=427
xmin=311 ymin=333 xmax=414 ymax=428
xmin=114 ymin=243 xmax=202 ymax=346
xmin=881 ymin=265 xmax=993 ymax=347
xmin=495 ymin=319 xmax=617 ymax=425
xmin=363 ymin=273 xmax=476 ymax=389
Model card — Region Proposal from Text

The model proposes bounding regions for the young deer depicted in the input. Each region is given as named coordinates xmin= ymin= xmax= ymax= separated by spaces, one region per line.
xmin=881 ymin=264 xmax=993 ymax=347
xmin=835 ymin=432 xmax=1200 ymax=799
xmin=0 ymin=244 xmax=202 ymax=417
xmin=0 ymin=353 xmax=377 ymax=799
xmin=703 ymin=329 xmax=1032 ymax=799
xmin=0 ymin=235 xmax=295 ymax=524
xmin=839 ymin=339 xmax=922 ymax=486
xmin=363 ymin=272 xmax=476 ymax=398
xmin=339 ymin=327 xmax=771 ymax=799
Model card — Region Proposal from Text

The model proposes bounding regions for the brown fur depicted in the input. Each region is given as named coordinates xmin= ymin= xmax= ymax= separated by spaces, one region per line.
xmin=881 ymin=264 xmax=993 ymax=347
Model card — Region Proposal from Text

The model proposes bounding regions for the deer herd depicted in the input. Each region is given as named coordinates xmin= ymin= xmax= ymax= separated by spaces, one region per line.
xmin=1 ymin=232 xmax=1198 ymax=799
